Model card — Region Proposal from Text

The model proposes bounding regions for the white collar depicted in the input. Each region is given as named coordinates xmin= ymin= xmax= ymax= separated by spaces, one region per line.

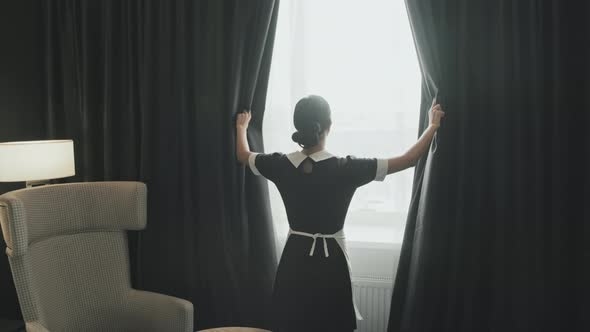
xmin=286 ymin=150 xmax=334 ymax=168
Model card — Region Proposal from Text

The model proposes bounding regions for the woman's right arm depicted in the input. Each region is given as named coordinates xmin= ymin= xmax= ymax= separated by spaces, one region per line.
xmin=386 ymin=102 xmax=445 ymax=174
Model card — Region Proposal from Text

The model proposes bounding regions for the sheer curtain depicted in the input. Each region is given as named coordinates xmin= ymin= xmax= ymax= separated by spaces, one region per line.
xmin=264 ymin=0 xmax=420 ymax=276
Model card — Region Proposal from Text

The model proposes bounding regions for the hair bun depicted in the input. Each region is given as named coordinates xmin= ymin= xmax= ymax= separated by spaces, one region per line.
xmin=292 ymin=131 xmax=303 ymax=143
xmin=291 ymin=124 xmax=321 ymax=148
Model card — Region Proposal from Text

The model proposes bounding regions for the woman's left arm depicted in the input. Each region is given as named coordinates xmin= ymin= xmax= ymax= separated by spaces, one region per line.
xmin=236 ymin=111 xmax=253 ymax=165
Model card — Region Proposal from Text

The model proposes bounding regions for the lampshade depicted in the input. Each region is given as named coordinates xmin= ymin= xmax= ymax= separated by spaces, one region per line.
xmin=0 ymin=140 xmax=75 ymax=182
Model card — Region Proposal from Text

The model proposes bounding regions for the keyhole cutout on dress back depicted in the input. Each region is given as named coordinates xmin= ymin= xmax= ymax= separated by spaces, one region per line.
xmin=302 ymin=159 xmax=313 ymax=174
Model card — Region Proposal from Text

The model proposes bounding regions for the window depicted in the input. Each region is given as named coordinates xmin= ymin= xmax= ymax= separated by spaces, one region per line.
xmin=264 ymin=0 xmax=421 ymax=268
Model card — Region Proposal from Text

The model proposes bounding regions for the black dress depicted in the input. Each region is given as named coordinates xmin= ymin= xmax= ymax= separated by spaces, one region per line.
xmin=249 ymin=150 xmax=388 ymax=332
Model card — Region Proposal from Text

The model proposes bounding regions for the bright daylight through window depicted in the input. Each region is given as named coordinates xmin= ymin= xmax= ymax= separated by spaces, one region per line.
xmin=264 ymin=0 xmax=421 ymax=249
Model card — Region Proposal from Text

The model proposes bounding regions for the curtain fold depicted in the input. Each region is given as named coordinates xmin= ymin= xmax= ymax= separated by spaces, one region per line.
xmin=227 ymin=0 xmax=280 ymax=326
xmin=41 ymin=0 xmax=279 ymax=329
xmin=389 ymin=1 xmax=589 ymax=331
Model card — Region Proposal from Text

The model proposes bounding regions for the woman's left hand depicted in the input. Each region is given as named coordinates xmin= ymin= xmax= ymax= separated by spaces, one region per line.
xmin=236 ymin=111 xmax=252 ymax=130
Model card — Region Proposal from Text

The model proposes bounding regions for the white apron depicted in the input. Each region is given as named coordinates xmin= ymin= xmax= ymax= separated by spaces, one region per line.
xmin=287 ymin=228 xmax=364 ymax=321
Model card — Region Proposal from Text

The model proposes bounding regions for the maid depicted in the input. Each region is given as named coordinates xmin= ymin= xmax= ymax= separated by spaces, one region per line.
xmin=236 ymin=95 xmax=444 ymax=332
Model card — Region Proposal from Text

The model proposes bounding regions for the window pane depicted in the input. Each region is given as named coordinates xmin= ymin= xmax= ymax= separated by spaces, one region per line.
xmin=264 ymin=0 xmax=421 ymax=248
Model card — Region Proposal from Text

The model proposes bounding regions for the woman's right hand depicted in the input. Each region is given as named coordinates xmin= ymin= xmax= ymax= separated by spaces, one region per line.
xmin=429 ymin=101 xmax=445 ymax=128
xmin=236 ymin=111 xmax=252 ymax=130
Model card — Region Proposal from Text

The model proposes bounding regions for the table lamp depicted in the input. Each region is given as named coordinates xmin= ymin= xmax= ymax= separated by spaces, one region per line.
xmin=0 ymin=140 xmax=76 ymax=187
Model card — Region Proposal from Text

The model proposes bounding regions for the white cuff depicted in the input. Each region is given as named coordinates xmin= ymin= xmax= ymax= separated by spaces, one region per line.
xmin=375 ymin=159 xmax=388 ymax=181
xmin=248 ymin=153 xmax=261 ymax=176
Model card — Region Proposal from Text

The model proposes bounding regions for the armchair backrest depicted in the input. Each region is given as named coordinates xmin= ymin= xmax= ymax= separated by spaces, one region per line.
xmin=0 ymin=182 xmax=147 ymax=330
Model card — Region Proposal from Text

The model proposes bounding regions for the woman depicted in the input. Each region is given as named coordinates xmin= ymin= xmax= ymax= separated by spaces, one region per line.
xmin=236 ymin=95 xmax=444 ymax=331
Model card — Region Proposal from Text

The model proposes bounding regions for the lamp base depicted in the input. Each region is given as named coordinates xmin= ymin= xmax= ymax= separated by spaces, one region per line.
xmin=25 ymin=180 xmax=50 ymax=188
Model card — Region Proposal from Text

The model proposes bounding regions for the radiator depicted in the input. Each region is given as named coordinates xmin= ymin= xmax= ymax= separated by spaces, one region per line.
xmin=352 ymin=276 xmax=394 ymax=332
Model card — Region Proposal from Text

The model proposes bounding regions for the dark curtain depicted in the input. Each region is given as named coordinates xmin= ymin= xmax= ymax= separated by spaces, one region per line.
xmin=0 ymin=0 xmax=45 ymax=320
xmin=389 ymin=1 xmax=590 ymax=331
xmin=42 ymin=0 xmax=279 ymax=329
xmin=228 ymin=0 xmax=280 ymax=324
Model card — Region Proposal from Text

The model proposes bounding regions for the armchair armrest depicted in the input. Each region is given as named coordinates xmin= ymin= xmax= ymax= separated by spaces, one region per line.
xmin=121 ymin=289 xmax=194 ymax=332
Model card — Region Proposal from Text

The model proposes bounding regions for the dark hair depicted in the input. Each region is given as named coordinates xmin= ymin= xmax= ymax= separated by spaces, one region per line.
xmin=291 ymin=95 xmax=332 ymax=148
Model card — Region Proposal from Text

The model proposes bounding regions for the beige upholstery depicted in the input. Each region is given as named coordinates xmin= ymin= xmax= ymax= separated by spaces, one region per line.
xmin=0 ymin=182 xmax=193 ymax=332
